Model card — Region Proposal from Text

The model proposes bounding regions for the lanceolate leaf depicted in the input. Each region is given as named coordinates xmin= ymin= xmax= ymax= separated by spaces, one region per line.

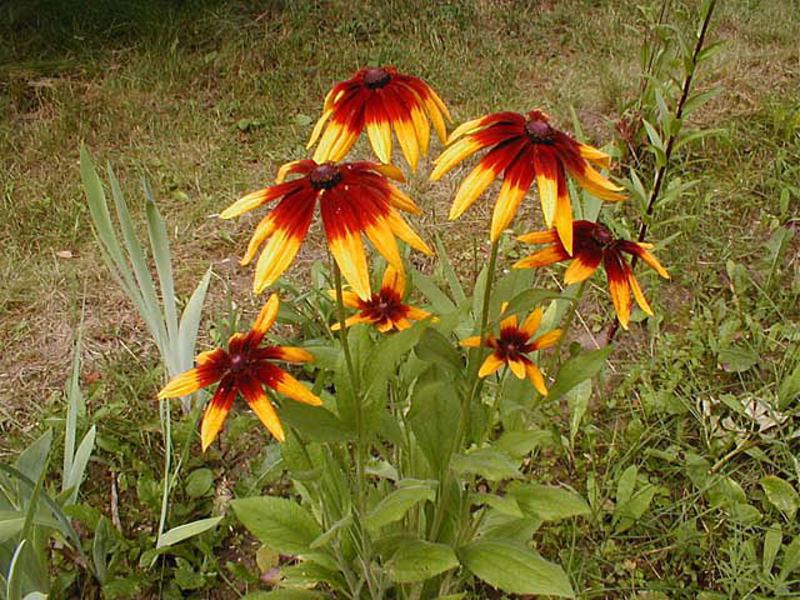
xmin=232 ymin=497 xmax=321 ymax=554
xmin=507 ymin=483 xmax=590 ymax=522
xmin=547 ymin=346 xmax=613 ymax=401
xmin=365 ymin=480 xmax=435 ymax=531
xmin=458 ymin=539 xmax=575 ymax=597
xmin=388 ymin=540 xmax=459 ymax=583
xmin=156 ymin=516 xmax=223 ymax=549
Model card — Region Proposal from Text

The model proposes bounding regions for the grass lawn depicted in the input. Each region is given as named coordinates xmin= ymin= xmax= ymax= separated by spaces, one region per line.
xmin=1 ymin=0 xmax=798 ymax=598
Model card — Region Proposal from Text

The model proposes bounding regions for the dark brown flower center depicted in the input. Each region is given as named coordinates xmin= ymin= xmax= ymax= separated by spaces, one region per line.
xmin=229 ymin=353 xmax=247 ymax=374
xmin=591 ymin=223 xmax=615 ymax=247
xmin=309 ymin=162 xmax=342 ymax=190
xmin=525 ymin=118 xmax=554 ymax=144
xmin=363 ymin=67 xmax=391 ymax=89
xmin=366 ymin=290 xmax=403 ymax=321
xmin=498 ymin=329 xmax=529 ymax=360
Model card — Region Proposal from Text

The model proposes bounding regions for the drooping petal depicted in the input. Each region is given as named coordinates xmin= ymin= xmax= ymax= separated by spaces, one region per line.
xmin=604 ymin=251 xmax=632 ymax=329
xmin=525 ymin=363 xmax=548 ymax=396
xmin=618 ymin=241 xmax=670 ymax=278
xmin=563 ymin=248 xmax=602 ymax=285
xmin=260 ymin=346 xmax=315 ymax=363
xmin=489 ymin=145 xmax=535 ymax=241
xmin=238 ymin=374 xmax=285 ymax=442
xmin=321 ymin=188 xmax=372 ymax=299
xmin=199 ymin=377 xmax=237 ymax=451
xmin=533 ymin=147 xmax=559 ymax=227
xmin=405 ymin=306 xmax=432 ymax=322
xmin=328 ymin=229 xmax=371 ymax=301
xmin=252 ymin=191 xmax=316 ymax=294
xmin=307 ymin=109 xmax=333 ymax=149
xmin=553 ymin=166 xmax=574 ymax=255
xmin=577 ymin=143 xmax=611 ymax=168
xmin=513 ymin=245 xmax=570 ymax=269
xmin=430 ymin=136 xmax=484 ymax=181
xmin=384 ymin=208 xmax=433 ymax=255
xmin=365 ymin=217 xmax=403 ymax=271
xmin=561 ymin=154 xmax=626 ymax=201
xmin=365 ymin=96 xmax=393 ymax=164
xmin=627 ymin=269 xmax=654 ymax=316
xmin=531 ymin=329 xmax=563 ymax=350
xmin=478 ymin=353 xmax=505 ymax=378
xmin=276 ymin=160 xmax=316 ymax=184
xmin=386 ymin=184 xmax=422 ymax=214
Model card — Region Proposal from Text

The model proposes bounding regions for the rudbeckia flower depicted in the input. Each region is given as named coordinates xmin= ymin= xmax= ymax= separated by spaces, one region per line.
xmin=221 ymin=159 xmax=432 ymax=300
xmin=514 ymin=221 xmax=670 ymax=330
xmin=329 ymin=265 xmax=433 ymax=332
xmin=307 ymin=66 xmax=451 ymax=171
xmin=460 ymin=307 xmax=562 ymax=396
xmin=158 ymin=295 xmax=321 ymax=450
xmin=430 ymin=109 xmax=625 ymax=253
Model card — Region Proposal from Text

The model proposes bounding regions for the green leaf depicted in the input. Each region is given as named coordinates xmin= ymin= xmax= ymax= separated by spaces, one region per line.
xmin=760 ymin=476 xmax=799 ymax=520
xmin=363 ymin=322 xmax=428 ymax=399
xmin=415 ymin=328 xmax=461 ymax=372
xmin=64 ymin=425 xmax=95 ymax=505
xmin=493 ymin=429 xmax=551 ymax=458
xmin=411 ymin=270 xmax=456 ymax=313
xmin=177 ymin=267 xmax=212 ymax=372
xmin=682 ymin=86 xmax=722 ymax=116
xmin=779 ymin=536 xmax=800 ymax=581
xmin=458 ymin=539 xmax=575 ymax=597
xmin=279 ymin=403 xmax=354 ymax=443
xmin=184 ymin=468 xmax=214 ymax=498
xmin=763 ymin=524 xmax=782 ymax=575
xmin=232 ymin=497 xmax=321 ymax=554
xmin=451 ymin=448 xmax=521 ymax=482
xmin=93 ymin=516 xmax=113 ymax=584
xmin=614 ymin=484 xmax=657 ymax=533
xmin=778 ymin=363 xmax=800 ymax=409
xmin=718 ymin=346 xmax=758 ymax=373
xmin=6 ymin=540 xmax=27 ymax=600
xmin=408 ymin=380 xmax=461 ymax=472
xmin=365 ymin=480 xmax=435 ymax=531
xmin=547 ymin=346 xmax=613 ymax=401
xmin=242 ymin=589 xmax=323 ymax=599
xmin=507 ymin=483 xmax=590 ymax=522
xmin=156 ymin=516 xmax=223 ymax=549
xmin=309 ymin=513 xmax=352 ymax=550
xmin=567 ymin=379 xmax=591 ymax=445
xmin=388 ymin=539 xmax=459 ymax=583
xmin=615 ymin=465 xmax=638 ymax=507
xmin=435 ymin=233 xmax=466 ymax=303
xmin=468 ymin=493 xmax=524 ymax=518
xmin=503 ymin=288 xmax=566 ymax=318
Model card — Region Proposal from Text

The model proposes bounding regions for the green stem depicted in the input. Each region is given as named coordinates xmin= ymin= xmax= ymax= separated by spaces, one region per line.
xmin=553 ymin=280 xmax=587 ymax=367
xmin=429 ymin=240 xmax=500 ymax=543
xmin=332 ymin=262 xmax=380 ymax=599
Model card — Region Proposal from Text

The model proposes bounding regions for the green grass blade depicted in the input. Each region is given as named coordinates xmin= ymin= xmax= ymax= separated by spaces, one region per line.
xmin=64 ymin=426 xmax=96 ymax=505
xmin=177 ymin=267 xmax=212 ymax=372
xmin=143 ymin=179 xmax=179 ymax=372
xmin=62 ymin=313 xmax=83 ymax=492
xmin=80 ymin=146 xmax=158 ymax=339
xmin=107 ymin=163 xmax=167 ymax=354
xmin=6 ymin=539 xmax=27 ymax=600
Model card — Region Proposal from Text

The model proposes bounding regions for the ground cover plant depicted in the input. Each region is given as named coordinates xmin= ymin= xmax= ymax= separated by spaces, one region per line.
xmin=1 ymin=0 xmax=798 ymax=598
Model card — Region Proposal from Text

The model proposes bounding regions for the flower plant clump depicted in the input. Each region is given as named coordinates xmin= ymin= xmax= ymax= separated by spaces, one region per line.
xmin=160 ymin=63 xmax=678 ymax=598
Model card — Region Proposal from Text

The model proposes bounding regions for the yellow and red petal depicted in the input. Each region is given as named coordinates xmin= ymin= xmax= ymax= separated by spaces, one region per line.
xmin=238 ymin=375 xmax=285 ymax=442
xmin=489 ymin=145 xmax=536 ymax=241
xmin=307 ymin=110 xmax=333 ymax=150
xmin=448 ymin=112 xmax=525 ymax=144
xmin=373 ymin=163 xmax=406 ymax=183
xmin=199 ymin=378 xmax=237 ymax=451
xmin=517 ymin=229 xmax=559 ymax=245
xmin=531 ymin=328 xmax=563 ymax=350
xmin=520 ymin=307 xmax=544 ymax=338
xmin=386 ymin=184 xmax=421 ymax=214
xmin=430 ymin=136 xmax=484 ymax=181
xmin=331 ymin=313 xmax=374 ymax=331
xmin=268 ymin=346 xmax=315 ymax=363
xmin=533 ymin=147 xmax=559 ymax=228
xmin=460 ymin=335 xmax=483 ymax=348
xmin=604 ymin=251 xmax=632 ymax=330
xmin=508 ymin=358 xmax=527 ymax=379
xmin=513 ymin=244 xmax=570 ymax=269
xmin=159 ymin=363 xmax=223 ymax=399
xmin=196 ymin=347 xmax=226 ymax=367
xmin=392 ymin=113 xmax=420 ymax=172
xmin=251 ymin=293 xmax=280 ymax=338
xmin=385 ymin=208 xmax=433 ymax=255
xmin=276 ymin=159 xmax=316 ymax=184
xmin=500 ymin=313 xmax=518 ymax=331
xmin=478 ymin=353 xmax=505 ymax=378
xmin=619 ymin=241 xmax=670 ymax=279
xmin=525 ymin=363 xmax=548 ymax=396
xmin=328 ymin=230 xmax=371 ymax=301
xmin=563 ymin=158 xmax=626 ymax=202
xmin=220 ymin=181 xmax=301 ymax=219
xmin=365 ymin=101 xmax=393 ymax=164
xmin=381 ymin=265 xmax=406 ymax=296
xmin=553 ymin=167 xmax=574 ymax=255
xmin=405 ymin=306 xmax=432 ymax=322
xmin=577 ymin=143 xmax=612 ymax=168
xmin=563 ymin=248 xmax=602 ymax=285
xmin=627 ymin=270 xmax=654 ymax=316
xmin=409 ymin=103 xmax=431 ymax=156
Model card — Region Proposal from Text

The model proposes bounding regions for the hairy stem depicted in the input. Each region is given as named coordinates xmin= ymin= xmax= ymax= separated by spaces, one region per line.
xmin=608 ymin=0 xmax=717 ymax=342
